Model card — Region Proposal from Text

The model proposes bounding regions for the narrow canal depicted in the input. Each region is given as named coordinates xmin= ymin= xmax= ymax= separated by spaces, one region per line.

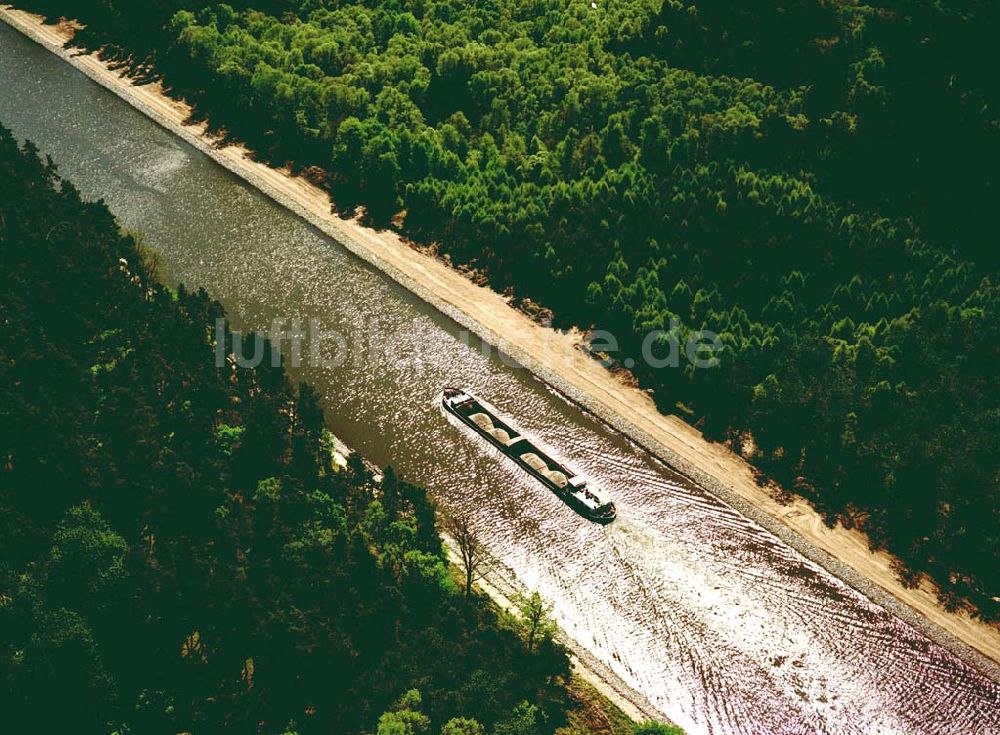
xmin=2 ymin=22 xmax=997 ymax=735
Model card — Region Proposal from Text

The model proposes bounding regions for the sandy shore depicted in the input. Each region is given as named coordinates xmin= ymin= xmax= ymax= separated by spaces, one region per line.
xmin=3 ymin=5 xmax=998 ymax=684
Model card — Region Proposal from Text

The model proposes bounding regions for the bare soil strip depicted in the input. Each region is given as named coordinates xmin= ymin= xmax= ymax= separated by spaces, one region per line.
xmin=3 ymin=5 xmax=997 ymax=685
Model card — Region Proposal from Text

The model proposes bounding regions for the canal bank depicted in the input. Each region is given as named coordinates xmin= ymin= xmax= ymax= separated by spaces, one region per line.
xmin=2 ymin=7 xmax=999 ymax=732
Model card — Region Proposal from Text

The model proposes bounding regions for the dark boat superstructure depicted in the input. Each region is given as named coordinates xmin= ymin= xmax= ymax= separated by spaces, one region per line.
xmin=442 ymin=387 xmax=616 ymax=523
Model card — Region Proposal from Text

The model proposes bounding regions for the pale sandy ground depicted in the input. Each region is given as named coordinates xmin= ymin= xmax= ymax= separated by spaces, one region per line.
xmin=3 ymin=6 xmax=998 ymax=691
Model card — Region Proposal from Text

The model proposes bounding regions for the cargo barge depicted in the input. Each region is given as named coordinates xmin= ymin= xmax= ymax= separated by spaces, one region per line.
xmin=442 ymin=387 xmax=616 ymax=523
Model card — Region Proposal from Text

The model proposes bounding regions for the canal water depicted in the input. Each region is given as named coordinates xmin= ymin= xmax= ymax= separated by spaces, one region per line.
xmin=2 ymin=22 xmax=997 ymax=735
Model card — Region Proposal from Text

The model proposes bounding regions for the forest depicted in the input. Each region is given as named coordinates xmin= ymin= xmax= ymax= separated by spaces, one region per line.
xmin=0 ymin=125 xmax=682 ymax=735
xmin=12 ymin=0 xmax=999 ymax=620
